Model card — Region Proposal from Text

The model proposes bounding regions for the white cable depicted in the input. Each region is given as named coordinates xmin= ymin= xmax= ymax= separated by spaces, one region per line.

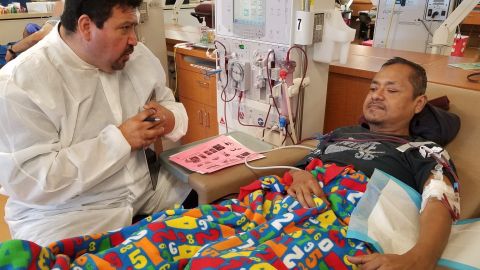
xmin=244 ymin=145 xmax=316 ymax=172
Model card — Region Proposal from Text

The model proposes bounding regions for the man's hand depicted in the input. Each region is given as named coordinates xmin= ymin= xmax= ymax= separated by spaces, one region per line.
xmin=347 ymin=252 xmax=434 ymax=270
xmin=118 ymin=109 xmax=166 ymax=151
xmin=143 ymin=101 xmax=175 ymax=135
xmin=286 ymin=169 xmax=329 ymax=208
xmin=5 ymin=48 xmax=15 ymax=62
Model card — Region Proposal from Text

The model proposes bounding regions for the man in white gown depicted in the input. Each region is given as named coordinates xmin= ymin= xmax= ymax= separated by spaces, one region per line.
xmin=0 ymin=0 xmax=190 ymax=245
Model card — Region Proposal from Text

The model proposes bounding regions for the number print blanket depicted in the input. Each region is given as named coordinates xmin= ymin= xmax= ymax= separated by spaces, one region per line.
xmin=0 ymin=159 xmax=370 ymax=269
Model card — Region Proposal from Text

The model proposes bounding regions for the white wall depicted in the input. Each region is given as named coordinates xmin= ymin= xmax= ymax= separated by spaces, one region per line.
xmin=300 ymin=0 xmax=335 ymax=135
xmin=137 ymin=0 xmax=168 ymax=72
xmin=302 ymin=52 xmax=330 ymax=136
xmin=163 ymin=6 xmax=201 ymax=27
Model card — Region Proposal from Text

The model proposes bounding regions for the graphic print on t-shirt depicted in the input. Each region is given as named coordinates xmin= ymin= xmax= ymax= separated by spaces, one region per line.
xmin=324 ymin=138 xmax=385 ymax=161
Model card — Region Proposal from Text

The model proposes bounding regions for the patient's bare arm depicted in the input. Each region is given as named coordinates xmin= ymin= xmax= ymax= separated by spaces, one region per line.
xmin=347 ymin=175 xmax=453 ymax=270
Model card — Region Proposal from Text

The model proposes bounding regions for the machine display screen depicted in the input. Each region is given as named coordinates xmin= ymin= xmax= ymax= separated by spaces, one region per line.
xmin=233 ymin=0 xmax=265 ymax=26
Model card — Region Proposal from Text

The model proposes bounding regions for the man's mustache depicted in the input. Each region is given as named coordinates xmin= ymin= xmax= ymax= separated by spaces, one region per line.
xmin=367 ymin=102 xmax=385 ymax=109
xmin=124 ymin=46 xmax=134 ymax=55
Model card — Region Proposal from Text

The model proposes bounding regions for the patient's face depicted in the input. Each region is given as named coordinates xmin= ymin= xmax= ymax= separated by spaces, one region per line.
xmin=363 ymin=64 xmax=425 ymax=135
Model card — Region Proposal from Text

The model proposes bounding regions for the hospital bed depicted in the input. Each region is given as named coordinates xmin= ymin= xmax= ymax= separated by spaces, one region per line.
xmin=189 ymin=84 xmax=480 ymax=220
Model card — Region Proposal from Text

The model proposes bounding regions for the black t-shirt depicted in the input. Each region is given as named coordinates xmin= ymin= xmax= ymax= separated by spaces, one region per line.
xmin=300 ymin=126 xmax=454 ymax=193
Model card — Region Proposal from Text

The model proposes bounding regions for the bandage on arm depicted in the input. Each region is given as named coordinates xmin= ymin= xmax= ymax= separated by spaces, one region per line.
xmin=421 ymin=165 xmax=460 ymax=221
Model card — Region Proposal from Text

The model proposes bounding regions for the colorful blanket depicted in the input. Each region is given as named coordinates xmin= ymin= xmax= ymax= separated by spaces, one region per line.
xmin=0 ymin=159 xmax=371 ymax=269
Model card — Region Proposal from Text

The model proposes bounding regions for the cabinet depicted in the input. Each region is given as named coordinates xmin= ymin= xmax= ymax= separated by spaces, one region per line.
xmin=462 ymin=5 xmax=480 ymax=25
xmin=175 ymin=47 xmax=218 ymax=144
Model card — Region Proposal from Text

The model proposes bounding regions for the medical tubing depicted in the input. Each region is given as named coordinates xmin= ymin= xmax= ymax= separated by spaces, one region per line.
xmin=331 ymin=132 xmax=411 ymax=144
xmin=214 ymin=40 xmax=227 ymax=53
xmin=222 ymin=88 xmax=237 ymax=133
xmin=221 ymin=79 xmax=234 ymax=134
xmin=223 ymin=95 xmax=229 ymax=133
xmin=296 ymin=84 xmax=305 ymax=139
xmin=266 ymin=50 xmax=281 ymax=116
xmin=219 ymin=78 xmax=236 ymax=103
xmin=441 ymin=193 xmax=460 ymax=221
xmin=214 ymin=40 xmax=233 ymax=132
xmin=286 ymin=45 xmax=308 ymax=98
xmin=244 ymin=145 xmax=316 ymax=172
xmin=418 ymin=18 xmax=434 ymax=37
xmin=427 ymin=151 xmax=460 ymax=192
xmin=331 ymin=137 xmax=410 ymax=145
xmin=286 ymin=124 xmax=295 ymax=144
xmin=282 ymin=133 xmax=287 ymax=146
xmin=284 ymin=82 xmax=298 ymax=144
xmin=173 ymin=46 xmax=178 ymax=97
xmin=327 ymin=134 xmax=461 ymax=219
xmin=286 ymin=45 xmax=308 ymax=136
xmin=330 ymin=133 xmax=461 ymax=191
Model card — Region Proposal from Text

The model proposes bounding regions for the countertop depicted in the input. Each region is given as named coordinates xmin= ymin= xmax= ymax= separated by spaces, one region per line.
xmin=330 ymin=44 xmax=480 ymax=91
xmin=0 ymin=12 xmax=51 ymax=20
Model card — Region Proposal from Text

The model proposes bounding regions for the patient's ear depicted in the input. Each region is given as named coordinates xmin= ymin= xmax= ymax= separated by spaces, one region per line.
xmin=414 ymin=95 xmax=428 ymax=114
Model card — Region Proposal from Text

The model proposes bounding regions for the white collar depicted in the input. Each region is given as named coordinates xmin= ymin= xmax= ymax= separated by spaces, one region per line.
xmin=46 ymin=22 xmax=99 ymax=71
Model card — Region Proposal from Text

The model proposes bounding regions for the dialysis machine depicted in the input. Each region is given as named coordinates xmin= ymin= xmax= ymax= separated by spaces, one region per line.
xmin=373 ymin=0 xmax=454 ymax=53
xmin=214 ymin=0 xmax=355 ymax=146
xmin=215 ymin=0 xmax=304 ymax=146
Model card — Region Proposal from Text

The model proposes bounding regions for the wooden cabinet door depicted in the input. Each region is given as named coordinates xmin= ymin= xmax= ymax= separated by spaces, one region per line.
xmin=324 ymin=73 xmax=369 ymax=133
xmin=203 ymin=104 xmax=218 ymax=138
xmin=180 ymin=97 xmax=206 ymax=144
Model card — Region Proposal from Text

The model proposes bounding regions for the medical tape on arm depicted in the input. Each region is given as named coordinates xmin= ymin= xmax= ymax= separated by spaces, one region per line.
xmin=421 ymin=165 xmax=460 ymax=221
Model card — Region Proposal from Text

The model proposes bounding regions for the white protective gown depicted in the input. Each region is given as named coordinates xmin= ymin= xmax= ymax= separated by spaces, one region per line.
xmin=0 ymin=24 xmax=188 ymax=245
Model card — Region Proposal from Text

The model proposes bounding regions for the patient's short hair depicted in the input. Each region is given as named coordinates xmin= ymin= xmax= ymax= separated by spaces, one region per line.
xmin=61 ymin=0 xmax=142 ymax=33
xmin=382 ymin=57 xmax=427 ymax=98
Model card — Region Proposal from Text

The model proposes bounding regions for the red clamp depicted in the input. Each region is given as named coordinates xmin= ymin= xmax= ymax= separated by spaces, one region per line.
xmin=279 ymin=69 xmax=288 ymax=80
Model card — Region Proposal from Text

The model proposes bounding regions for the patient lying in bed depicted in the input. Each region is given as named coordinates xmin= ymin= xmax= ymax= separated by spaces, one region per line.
xmin=0 ymin=114 xmax=464 ymax=269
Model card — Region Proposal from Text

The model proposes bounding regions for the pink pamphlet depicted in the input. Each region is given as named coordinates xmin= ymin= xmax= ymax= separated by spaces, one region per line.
xmin=169 ymin=135 xmax=265 ymax=174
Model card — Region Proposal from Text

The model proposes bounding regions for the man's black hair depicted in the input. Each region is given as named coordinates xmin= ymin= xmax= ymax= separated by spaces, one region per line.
xmin=61 ymin=0 xmax=143 ymax=33
xmin=382 ymin=57 xmax=427 ymax=98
